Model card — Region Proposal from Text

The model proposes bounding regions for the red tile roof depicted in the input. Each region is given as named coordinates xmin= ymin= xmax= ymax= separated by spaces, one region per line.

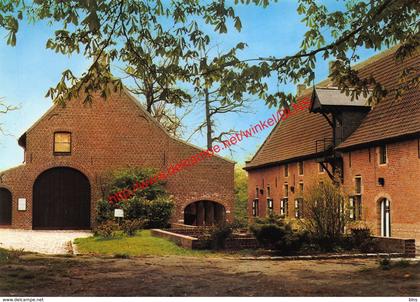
xmin=338 ymin=50 xmax=420 ymax=150
xmin=244 ymin=95 xmax=332 ymax=170
xmin=245 ymin=47 xmax=420 ymax=169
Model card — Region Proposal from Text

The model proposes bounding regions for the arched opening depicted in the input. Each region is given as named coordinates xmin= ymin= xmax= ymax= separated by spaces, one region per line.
xmin=0 ymin=188 xmax=12 ymax=225
xmin=184 ymin=200 xmax=226 ymax=226
xmin=33 ymin=167 xmax=91 ymax=229
xmin=379 ymin=198 xmax=391 ymax=237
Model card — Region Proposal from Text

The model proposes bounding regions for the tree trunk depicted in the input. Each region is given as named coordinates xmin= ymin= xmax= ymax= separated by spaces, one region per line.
xmin=205 ymin=88 xmax=212 ymax=150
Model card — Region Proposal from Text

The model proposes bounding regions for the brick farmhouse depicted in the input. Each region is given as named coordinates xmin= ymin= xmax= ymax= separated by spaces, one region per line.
xmin=0 ymin=88 xmax=234 ymax=229
xmin=245 ymin=47 xmax=420 ymax=242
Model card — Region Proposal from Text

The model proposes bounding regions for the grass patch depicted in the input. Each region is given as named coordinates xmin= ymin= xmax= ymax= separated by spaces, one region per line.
xmin=74 ymin=230 xmax=218 ymax=257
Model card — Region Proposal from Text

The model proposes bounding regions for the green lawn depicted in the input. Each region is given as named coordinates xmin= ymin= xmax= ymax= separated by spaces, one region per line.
xmin=74 ymin=230 xmax=216 ymax=257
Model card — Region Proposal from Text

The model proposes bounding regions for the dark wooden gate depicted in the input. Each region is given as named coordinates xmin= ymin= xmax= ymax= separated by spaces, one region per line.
xmin=0 ymin=188 xmax=12 ymax=225
xmin=33 ymin=167 xmax=91 ymax=229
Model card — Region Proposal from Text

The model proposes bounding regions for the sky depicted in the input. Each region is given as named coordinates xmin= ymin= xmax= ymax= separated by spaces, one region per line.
xmin=0 ymin=0 xmax=380 ymax=171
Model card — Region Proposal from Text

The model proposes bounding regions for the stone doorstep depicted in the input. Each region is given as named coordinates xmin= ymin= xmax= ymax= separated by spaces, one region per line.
xmin=239 ymin=252 xmax=406 ymax=261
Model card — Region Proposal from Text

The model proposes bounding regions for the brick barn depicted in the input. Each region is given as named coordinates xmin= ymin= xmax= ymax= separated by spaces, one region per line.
xmin=0 ymin=88 xmax=234 ymax=229
xmin=245 ymin=47 xmax=420 ymax=242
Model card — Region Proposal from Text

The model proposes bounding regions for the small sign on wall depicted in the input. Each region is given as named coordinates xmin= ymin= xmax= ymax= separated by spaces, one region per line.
xmin=114 ymin=209 xmax=124 ymax=218
xmin=18 ymin=198 xmax=27 ymax=211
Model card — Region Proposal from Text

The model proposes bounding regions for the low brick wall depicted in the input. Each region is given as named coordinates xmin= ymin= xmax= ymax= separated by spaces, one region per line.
xmin=151 ymin=228 xmax=258 ymax=250
xmin=373 ymin=236 xmax=416 ymax=257
xmin=168 ymin=227 xmax=210 ymax=238
xmin=150 ymin=229 xmax=207 ymax=249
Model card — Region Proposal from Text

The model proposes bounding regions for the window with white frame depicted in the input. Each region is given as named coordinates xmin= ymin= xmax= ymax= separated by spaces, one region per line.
xmin=280 ymin=198 xmax=288 ymax=216
xmin=349 ymin=176 xmax=362 ymax=220
xmin=295 ymin=198 xmax=303 ymax=218
xmin=267 ymin=198 xmax=273 ymax=214
xmin=349 ymin=196 xmax=362 ymax=220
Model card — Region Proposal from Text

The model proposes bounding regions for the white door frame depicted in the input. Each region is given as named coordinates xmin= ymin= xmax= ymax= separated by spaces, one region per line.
xmin=380 ymin=198 xmax=391 ymax=237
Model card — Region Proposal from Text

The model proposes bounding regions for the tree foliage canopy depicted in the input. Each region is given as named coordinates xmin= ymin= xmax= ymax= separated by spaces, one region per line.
xmin=0 ymin=0 xmax=418 ymax=109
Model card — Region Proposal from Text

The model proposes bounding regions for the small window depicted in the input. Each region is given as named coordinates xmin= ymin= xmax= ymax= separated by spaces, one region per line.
xmin=355 ymin=176 xmax=362 ymax=195
xmin=284 ymin=164 xmax=289 ymax=177
xmin=299 ymin=182 xmax=304 ymax=194
xmin=252 ymin=199 xmax=259 ymax=217
xmin=280 ymin=198 xmax=288 ymax=216
xmin=298 ymin=161 xmax=304 ymax=175
xmin=379 ymin=145 xmax=387 ymax=164
xmin=319 ymin=163 xmax=325 ymax=173
xmin=349 ymin=196 xmax=362 ymax=220
xmin=54 ymin=132 xmax=71 ymax=154
xmin=255 ymin=186 xmax=259 ymax=199
xmin=348 ymin=152 xmax=352 ymax=167
xmin=267 ymin=198 xmax=273 ymax=214
xmin=284 ymin=183 xmax=289 ymax=197
xmin=267 ymin=185 xmax=271 ymax=198
xmin=295 ymin=198 xmax=303 ymax=218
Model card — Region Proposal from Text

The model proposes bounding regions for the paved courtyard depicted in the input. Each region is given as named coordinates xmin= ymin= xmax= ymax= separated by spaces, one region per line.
xmin=0 ymin=229 xmax=92 ymax=254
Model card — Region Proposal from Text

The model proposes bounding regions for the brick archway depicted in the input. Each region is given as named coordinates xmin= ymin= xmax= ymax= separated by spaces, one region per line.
xmin=183 ymin=200 xmax=226 ymax=226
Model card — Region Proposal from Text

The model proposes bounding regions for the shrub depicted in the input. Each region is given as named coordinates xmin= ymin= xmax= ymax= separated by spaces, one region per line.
xmin=94 ymin=220 xmax=118 ymax=238
xmin=96 ymin=199 xmax=113 ymax=224
xmin=102 ymin=167 xmax=167 ymax=202
xmin=121 ymin=219 xmax=147 ymax=236
xmin=96 ymin=168 xmax=174 ymax=228
xmin=302 ymin=177 xmax=348 ymax=251
xmin=116 ymin=196 xmax=174 ymax=228
xmin=209 ymin=223 xmax=235 ymax=250
xmin=143 ymin=197 xmax=174 ymax=228
xmin=250 ymin=214 xmax=308 ymax=255
xmin=348 ymin=227 xmax=378 ymax=253
xmin=351 ymin=228 xmax=371 ymax=245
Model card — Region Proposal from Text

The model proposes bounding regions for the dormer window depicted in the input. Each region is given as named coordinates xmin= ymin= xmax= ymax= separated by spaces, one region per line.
xmin=54 ymin=132 xmax=71 ymax=154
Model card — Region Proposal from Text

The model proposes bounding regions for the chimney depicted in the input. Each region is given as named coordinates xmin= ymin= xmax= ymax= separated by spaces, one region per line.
xmin=297 ymin=84 xmax=306 ymax=97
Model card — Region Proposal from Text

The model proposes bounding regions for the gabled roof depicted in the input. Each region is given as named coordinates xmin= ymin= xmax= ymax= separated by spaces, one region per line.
xmin=337 ymin=49 xmax=420 ymax=150
xmin=16 ymin=87 xmax=234 ymax=164
xmin=244 ymin=95 xmax=332 ymax=170
xmin=310 ymin=87 xmax=371 ymax=113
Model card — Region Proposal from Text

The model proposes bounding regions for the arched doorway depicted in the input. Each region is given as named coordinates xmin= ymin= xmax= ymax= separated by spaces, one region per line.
xmin=33 ymin=167 xmax=91 ymax=229
xmin=0 ymin=188 xmax=12 ymax=225
xmin=379 ymin=198 xmax=391 ymax=237
xmin=184 ymin=200 xmax=226 ymax=226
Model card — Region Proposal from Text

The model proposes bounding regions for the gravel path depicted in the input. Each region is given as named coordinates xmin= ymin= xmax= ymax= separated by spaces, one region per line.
xmin=0 ymin=229 xmax=92 ymax=254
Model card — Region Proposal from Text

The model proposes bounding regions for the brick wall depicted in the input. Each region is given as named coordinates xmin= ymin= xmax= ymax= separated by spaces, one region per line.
xmin=0 ymin=90 xmax=234 ymax=229
xmin=246 ymin=138 xmax=420 ymax=243
xmin=247 ymin=159 xmax=329 ymax=220
xmin=342 ymin=139 xmax=420 ymax=242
